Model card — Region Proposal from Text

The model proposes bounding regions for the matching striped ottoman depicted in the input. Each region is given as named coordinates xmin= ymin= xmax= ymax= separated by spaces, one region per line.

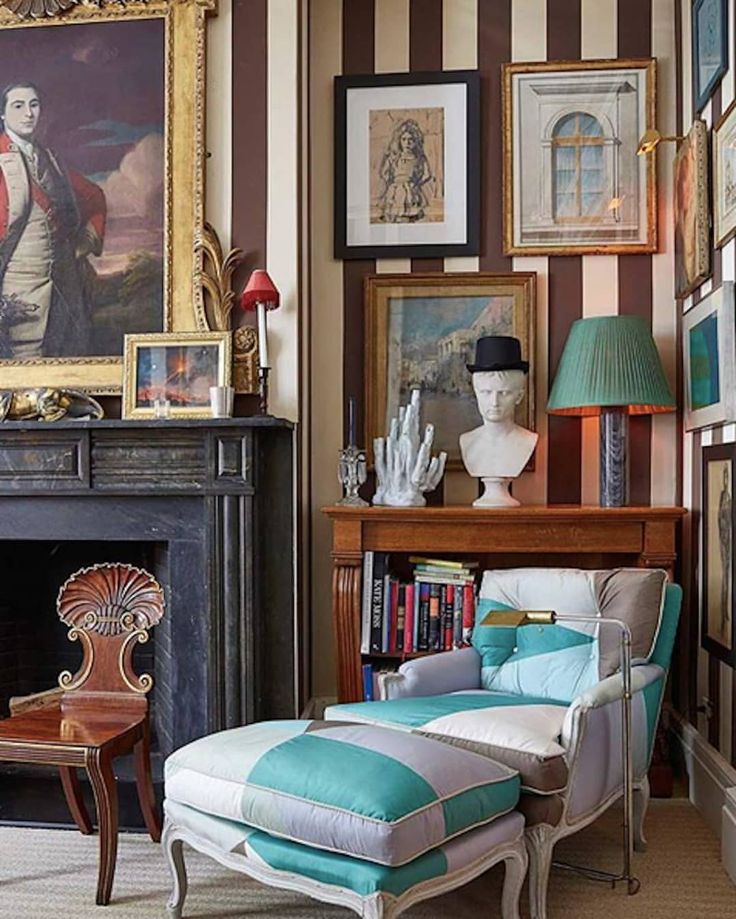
xmin=162 ymin=720 xmax=528 ymax=918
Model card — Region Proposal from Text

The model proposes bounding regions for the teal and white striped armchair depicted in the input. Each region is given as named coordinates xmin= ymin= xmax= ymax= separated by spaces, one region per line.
xmin=327 ymin=567 xmax=682 ymax=919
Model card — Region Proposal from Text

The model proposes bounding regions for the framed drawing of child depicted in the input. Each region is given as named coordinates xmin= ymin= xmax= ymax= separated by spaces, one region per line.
xmin=334 ymin=71 xmax=480 ymax=259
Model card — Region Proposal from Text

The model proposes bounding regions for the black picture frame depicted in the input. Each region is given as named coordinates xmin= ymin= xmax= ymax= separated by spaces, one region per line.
xmin=334 ymin=70 xmax=480 ymax=260
xmin=702 ymin=442 xmax=736 ymax=667
xmin=693 ymin=0 xmax=728 ymax=113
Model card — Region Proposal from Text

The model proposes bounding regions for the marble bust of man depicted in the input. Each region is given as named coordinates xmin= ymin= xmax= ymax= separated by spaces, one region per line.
xmin=459 ymin=336 xmax=537 ymax=506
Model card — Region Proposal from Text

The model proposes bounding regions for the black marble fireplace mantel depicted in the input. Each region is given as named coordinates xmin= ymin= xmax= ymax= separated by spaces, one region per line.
xmin=0 ymin=416 xmax=298 ymax=754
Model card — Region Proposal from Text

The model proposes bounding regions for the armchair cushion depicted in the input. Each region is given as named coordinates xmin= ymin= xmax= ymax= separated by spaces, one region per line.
xmin=327 ymin=692 xmax=569 ymax=795
xmin=476 ymin=568 xmax=667 ymax=702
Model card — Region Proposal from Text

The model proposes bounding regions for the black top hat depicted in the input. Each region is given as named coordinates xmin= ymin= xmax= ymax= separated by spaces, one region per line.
xmin=466 ymin=336 xmax=529 ymax=374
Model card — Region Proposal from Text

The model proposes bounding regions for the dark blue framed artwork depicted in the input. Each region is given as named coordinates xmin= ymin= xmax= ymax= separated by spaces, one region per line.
xmin=693 ymin=0 xmax=728 ymax=113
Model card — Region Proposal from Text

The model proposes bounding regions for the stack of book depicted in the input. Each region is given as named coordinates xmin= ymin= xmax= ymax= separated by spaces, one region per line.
xmin=360 ymin=553 xmax=477 ymax=656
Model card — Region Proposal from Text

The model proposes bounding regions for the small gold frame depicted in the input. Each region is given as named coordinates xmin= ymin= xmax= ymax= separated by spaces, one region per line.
xmin=122 ymin=331 xmax=232 ymax=419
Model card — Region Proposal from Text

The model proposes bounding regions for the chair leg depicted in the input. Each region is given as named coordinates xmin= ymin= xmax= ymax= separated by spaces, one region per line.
xmin=134 ymin=724 xmax=161 ymax=842
xmin=162 ymin=824 xmax=188 ymax=919
xmin=86 ymin=748 xmax=119 ymax=906
xmin=501 ymin=842 xmax=529 ymax=919
xmin=525 ymin=825 xmax=555 ymax=919
xmin=59 ymin=766 xmax=93 ymax=835
xmin=633 ymin=776 xmax=650 ymax=853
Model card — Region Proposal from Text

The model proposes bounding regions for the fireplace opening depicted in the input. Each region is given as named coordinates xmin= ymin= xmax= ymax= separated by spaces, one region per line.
xmin=0 ymin=540 xmax=172 ymax=753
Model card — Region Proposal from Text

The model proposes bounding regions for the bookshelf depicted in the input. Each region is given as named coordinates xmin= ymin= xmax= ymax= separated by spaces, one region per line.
xmin=322 ymin=505 xmax=685 ymax=703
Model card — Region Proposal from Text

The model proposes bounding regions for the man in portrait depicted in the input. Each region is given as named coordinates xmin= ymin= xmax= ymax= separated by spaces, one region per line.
xmin=0 ymin=81 xmax=106 ymax=358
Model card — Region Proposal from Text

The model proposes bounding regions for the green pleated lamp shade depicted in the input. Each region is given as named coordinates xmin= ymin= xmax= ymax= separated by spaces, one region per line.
xmin=547 ymin=315 xmax=676 ymax=416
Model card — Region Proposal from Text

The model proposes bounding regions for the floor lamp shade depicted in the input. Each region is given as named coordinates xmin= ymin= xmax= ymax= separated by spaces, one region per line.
xmin=547 ymin=316 xmax=675 ymax=506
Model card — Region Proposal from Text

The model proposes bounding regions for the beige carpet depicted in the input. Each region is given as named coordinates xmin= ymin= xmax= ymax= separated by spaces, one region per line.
xmin=0 ymin=800 xmax=733 ymax=918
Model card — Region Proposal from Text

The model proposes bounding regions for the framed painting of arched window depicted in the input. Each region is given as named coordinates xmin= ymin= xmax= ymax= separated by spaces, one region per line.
xmin=502 ymin=59 xmax=657 ymax=256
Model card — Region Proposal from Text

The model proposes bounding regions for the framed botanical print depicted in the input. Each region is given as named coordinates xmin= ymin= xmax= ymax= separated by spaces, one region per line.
xmin=122 ymin=332 xmax=231 ymax=419
xmin=0 ymin=0 xmax=213 ymax=393
xmin=334 ymin=71 xmax=480 ymax=259
xmin=364 ymin=272 xmax=536 ymax=468
xmin=674 ymin=120 xmax=711 ymax=298
xmin=502 ymin=59 xmax=657 ymax=256
xmin=702 ymin=442 xmax=735 ymax=666
xmin=682 ymin=282 xmax=736 ymax=431
xmin=692 ymin=0 xmax=728 ymax=113
xmin=713 ymin=100 xmax=736 ymax=247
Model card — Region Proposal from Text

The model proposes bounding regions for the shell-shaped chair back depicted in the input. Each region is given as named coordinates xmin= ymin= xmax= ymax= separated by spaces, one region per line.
xmin=56 ymin=563 xmax=165 ymax=715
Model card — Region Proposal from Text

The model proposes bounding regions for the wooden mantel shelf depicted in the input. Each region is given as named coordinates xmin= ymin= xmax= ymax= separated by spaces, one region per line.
xmin=323 ymin=504 xmax=686 ymax=702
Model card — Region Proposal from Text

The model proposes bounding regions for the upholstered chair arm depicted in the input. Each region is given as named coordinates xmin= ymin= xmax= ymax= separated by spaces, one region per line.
xmin=559 ymin=663 xmax=666 ymax=822
xmin=378 ymin=647 xmax=482 ymax=700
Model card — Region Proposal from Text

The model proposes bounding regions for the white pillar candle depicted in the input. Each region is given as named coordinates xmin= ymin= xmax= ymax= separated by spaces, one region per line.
xmin=257 ymin=301 xmax=269 ymax=368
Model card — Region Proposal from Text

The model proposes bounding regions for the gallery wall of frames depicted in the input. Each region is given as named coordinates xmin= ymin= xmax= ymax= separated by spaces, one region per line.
xmin=676 ymin=0 xmax=736 ymax=771
xmin=308 ymin=0 xmax=682 ymax=698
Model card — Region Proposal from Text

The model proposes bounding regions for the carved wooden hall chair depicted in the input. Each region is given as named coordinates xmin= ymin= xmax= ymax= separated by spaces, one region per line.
xmin=0 ymin=563 xmax=165 ymax=905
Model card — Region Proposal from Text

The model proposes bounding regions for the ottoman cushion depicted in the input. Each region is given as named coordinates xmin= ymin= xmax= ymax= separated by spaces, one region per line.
xmin=164 ymin=719 xmax=520 ymax=867
xmin=164 ymin=799 xmax=525 ymax=899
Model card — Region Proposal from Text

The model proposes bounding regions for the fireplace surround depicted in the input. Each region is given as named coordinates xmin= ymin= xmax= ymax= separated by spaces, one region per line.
xmin=0 ymin=417 xmax=296 ymax=826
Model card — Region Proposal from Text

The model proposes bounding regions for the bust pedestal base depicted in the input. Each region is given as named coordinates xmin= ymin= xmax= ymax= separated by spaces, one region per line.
xmin=473 ymin=477 xmax=519 ymax=507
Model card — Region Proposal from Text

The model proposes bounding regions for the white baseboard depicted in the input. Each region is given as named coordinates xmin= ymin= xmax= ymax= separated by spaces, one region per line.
xmin=724 ymin=788 xmax=736 ymax=885
xmin=671 ymin=712 xmax=736 ymax=885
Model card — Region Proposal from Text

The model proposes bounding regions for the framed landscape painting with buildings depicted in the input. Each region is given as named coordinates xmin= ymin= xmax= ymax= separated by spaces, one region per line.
xmin=334 ymin=71 xmax=480 ymax=259
xmin=364 ymin=272 xmax=536 ymax=468
xmin=702 ymin=442 xmax=735 ymax=666
xmin=0 ymin=0 xmax=213 ymax=393
xmin=682 ymin=283 xmax=736 ymax=431
xmin=674 ymin=119 xmax=711 ymax=298
xmin=502 ymin=59 xmax=657 ymax=256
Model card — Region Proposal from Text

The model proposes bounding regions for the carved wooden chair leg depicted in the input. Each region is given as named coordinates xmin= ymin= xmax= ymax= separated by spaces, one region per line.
xmin=86 ymin=748 xmax=119 ymax=906
xmin=162 ymin=824 xmax=188 ymax=919
xmin=59 ymin=766 xmax=93 ymax=835
xmin=134 ymin=723 xmax=161 ymax=842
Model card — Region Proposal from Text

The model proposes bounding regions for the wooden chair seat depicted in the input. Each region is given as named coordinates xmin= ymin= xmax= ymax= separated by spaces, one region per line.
xmin=0 ymin=563 xmax=165 ymax=905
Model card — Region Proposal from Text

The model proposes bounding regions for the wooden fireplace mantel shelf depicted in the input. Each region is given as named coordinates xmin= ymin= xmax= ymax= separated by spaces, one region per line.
xmin=323 ymin=505 xmax=686 ymax=702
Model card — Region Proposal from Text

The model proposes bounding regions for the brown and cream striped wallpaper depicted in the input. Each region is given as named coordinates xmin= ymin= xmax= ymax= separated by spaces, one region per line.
xmin=676 ymin=0 xmax=736 ymax=769
xmin=309 ymin=0 xmax=679 ymax=695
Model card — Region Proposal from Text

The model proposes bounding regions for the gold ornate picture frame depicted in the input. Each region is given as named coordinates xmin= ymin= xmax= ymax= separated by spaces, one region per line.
xmin=0 ymin=0 xmax=214 ymax=393
xmin=122 ymin=330 xmax=231 ymax=419
xmin=674 ymin=119 xmax=711 ymax=299
xmin=364 ymin=272 xmax=536 ymax=469
xmin=502 ymin=58 xmax=657 ymax=256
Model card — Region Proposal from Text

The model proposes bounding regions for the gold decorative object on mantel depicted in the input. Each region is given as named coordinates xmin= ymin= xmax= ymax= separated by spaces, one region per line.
xmin=0 ymin=388 xmax=104 ymax=422
xmin=195 ymin=222 xmax=258 ymax=395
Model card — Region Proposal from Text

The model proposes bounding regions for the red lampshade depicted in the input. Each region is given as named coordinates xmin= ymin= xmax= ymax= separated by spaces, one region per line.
xmin=240 ymin=269 xmax=280 ymax=312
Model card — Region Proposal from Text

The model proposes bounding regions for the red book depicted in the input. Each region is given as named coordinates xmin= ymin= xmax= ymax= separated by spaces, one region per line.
xmin=443 ymin=584 xmax=454 ymax=650
xmin=389 ymin=578 xmax=400 ymax=653
xmin=403 ymin=583 xmax=415 ymax=653
xmin=462 ymin=584 xmax=475 ymax=644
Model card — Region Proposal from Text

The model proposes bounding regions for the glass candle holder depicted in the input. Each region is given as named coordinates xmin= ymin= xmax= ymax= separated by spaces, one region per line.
xmin=337 ymin=444 xmax=368 ymax=507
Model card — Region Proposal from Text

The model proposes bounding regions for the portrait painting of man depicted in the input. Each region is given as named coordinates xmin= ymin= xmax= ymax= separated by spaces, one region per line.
xmin=0 ymin=19 xmax=165 ymax=361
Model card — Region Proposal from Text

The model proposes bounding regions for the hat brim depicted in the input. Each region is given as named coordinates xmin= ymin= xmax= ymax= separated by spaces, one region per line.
xmin=467 ymin=361 xmax=529 ymax=374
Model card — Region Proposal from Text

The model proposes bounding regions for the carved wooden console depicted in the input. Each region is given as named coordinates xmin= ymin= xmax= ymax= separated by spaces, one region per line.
xmin=323 ymin=505 xmax=686 ymax=703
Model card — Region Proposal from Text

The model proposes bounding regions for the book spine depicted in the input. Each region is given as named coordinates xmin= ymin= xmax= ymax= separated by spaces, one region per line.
xmin=381 ymin=573 xmax=391 ymax=652
xmin=396 ymin=583 xmax=406 ymax=652
xmin=403 ymin=583 xmax=415 ymax=654
xmin=418 ymin=583 xmax=431 ymax=651
xmin=389 ymin=578 xmax=399 ymax=653
xmin=370 ymin=553 xmax=387 ymax=653
xmin=409 ymin=556 xmax=470 ymax=570
xmin=453 ymin=583 xmax=464 ymax=648
xmin=443 ymin=584 xmax=454 ymax=650
xmin=361 ymin=550 xmax=374 ymax=654
xmin=462 ymin=583 xmax=475 ymax=644
xmin=362 ymin=663 xmax=374 ymax=701
xmin=428 ymin=583 xmax=442 ymax=650
xmin=413 ymin=582 xmax=421 ymax=651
